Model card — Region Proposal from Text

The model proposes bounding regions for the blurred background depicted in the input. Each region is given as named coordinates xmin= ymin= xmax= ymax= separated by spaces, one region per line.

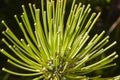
xmin=0 ymin=0 xmax=120 ymax=80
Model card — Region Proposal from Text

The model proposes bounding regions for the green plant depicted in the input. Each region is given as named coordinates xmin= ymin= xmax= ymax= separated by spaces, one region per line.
xmin=0 ymin=0 xmax=118 ymax=79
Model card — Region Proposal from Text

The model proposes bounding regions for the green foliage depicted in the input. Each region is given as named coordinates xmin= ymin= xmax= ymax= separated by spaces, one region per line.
xmin=0 ymin=0 xmax=118 ymax=79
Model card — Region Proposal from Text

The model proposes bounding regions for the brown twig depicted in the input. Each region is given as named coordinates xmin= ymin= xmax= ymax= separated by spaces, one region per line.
xmin=108 ymin=17 xmax=120 ymax=34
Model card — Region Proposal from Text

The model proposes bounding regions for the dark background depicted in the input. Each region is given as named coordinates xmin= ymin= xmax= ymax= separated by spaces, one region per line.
xmin=0 ymin=0 xmax=120 ymax=79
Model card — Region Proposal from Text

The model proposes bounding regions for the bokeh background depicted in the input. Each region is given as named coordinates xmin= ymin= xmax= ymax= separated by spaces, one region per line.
xmin=0 ymin=0 xmax=120 ymax=80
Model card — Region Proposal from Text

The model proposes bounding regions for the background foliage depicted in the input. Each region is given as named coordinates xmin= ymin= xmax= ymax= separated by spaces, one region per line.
xmin=0 ymin=0 xmax=120 ymax=79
